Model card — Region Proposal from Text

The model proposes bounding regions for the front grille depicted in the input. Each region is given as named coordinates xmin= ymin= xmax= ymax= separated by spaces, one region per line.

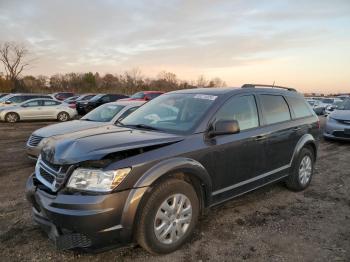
xmin=35 ymin=156 xmax=68 ymax=192
xmin=333 ymin=131 xmax=350 ymax=138
xmin=336 ymin=119 xmax=350 ymax=125
xmin=27 ymin=135 xmax=44 ymax=147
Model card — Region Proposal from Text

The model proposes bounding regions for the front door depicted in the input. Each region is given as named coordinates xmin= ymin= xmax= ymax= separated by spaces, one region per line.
xmin=208 ymin=94 xmax=265 ymax=202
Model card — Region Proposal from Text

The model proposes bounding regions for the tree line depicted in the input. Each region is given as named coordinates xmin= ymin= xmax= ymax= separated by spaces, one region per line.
xmin=0 ymin=42 xmax=226 ymax=95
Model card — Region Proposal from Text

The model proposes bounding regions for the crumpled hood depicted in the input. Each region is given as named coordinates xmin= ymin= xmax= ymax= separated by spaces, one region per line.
xmin=330 ymin=110 xmax=350 ymax=121
xmin=41 ymin=124 xmax=184 ymax=165
xmin=34 ymin=120 xmax=108 ymax=138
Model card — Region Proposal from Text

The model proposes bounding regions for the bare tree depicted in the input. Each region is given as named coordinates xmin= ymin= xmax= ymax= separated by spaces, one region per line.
xmin=197 ymin=75 xmax=208 ymax=87
xmin=0 ymin=42 xmax=30 ymax=90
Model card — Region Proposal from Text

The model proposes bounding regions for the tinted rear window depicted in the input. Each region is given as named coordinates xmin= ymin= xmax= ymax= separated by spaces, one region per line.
xmin=260 ymin=95 xmax=291 ymax=125
xmin=287 ymin=97 xmax=313 ymax=119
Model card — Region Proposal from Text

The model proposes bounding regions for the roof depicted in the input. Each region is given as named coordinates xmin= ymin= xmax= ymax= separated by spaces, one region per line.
xmin=106 ymin=100 xmax=146 ymax=106
xmin=168 ymin=86 xmax=300 ymax=97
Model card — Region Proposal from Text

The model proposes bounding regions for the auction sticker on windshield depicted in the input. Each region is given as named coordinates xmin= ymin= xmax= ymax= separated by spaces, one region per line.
xmin=194 ymin=94 xmax=217 ymax=100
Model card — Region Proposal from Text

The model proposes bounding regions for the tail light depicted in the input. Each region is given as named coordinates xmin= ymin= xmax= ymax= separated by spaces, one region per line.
xmin=317 ymin=118 xmax=320 ymax=129
xmin=69 ymin=103 xmax=76 ymax=109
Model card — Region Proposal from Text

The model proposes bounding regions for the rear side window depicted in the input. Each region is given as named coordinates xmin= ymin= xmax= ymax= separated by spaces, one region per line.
xmin=44 ymin=100 xmax=60 ymax=106
xmin=287 ymin=97 xmax=313 ymax=119
xmin=260 ymin=95 xmax=291 ymax=125
xmin=214 ymin=95 xmax=259 ymax=131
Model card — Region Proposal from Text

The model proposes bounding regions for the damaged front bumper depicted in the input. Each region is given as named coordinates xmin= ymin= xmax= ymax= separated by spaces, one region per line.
xmin=25 ymin=174 xmax=136 ymax=251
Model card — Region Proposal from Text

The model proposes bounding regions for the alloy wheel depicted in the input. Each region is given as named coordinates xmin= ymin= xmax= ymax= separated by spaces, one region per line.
xmin=299 ymin=155 xmax=312 ymax=185
xmin=154 ymin=193 xmax=192 ymax=245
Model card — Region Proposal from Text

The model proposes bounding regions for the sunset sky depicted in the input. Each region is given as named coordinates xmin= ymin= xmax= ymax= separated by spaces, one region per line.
xmin=0 ymin=0 xmax=349 ymax=93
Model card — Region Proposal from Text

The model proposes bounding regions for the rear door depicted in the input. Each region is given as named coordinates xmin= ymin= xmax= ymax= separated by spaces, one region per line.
xmin=42 ymin=100 xmax=61 ymax=118
xmin=256 ymin=94 xmax=295 ymax=172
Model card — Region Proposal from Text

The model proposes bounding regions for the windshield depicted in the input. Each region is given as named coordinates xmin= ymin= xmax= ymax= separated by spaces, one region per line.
xmin=131 ymin=92 xmax=145 ymax=99
xmin=0 ymin=94 xmax=12 ymax=102
xmin=120 ymin=93 xmax=217 ymax=133
xmin=322 ymin=98 xmax=334 ymax=103
xmin=89 ymin=94 xmax=104 ymax=101
xmin=82 ymin=104 xmax=125 ymax=122
xmin=337 ymin=100 xmax=350 ymax=110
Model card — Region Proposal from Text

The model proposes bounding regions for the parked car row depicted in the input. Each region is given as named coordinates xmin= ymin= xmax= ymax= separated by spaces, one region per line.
xmin=26 ymin=100 xmax=145 ymax=159
xmin=25 ymin=84 xmax=321 ymax=254
xmin=306 ymin=97 xmax=343 ymax=115
xmin=0 ymin=91 xmax=164 ymax=122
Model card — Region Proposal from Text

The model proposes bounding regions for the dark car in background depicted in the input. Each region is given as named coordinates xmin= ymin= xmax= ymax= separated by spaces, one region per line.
xmin=76 ymin=93 xmax=129 ymax=115
xmin=63 ymin=94 xmax=96 ymax=108
xmin=26 ymin=84 xmax=319 ymax=254
xmin=52 ymin=92 xmax=75 ymax=101
xmin=120 ymin=91 xmax=164 ymax=102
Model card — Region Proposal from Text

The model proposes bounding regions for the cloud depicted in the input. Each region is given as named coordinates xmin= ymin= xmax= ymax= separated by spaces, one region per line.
xmin=0 ymin=0 xmax=349 ymax=92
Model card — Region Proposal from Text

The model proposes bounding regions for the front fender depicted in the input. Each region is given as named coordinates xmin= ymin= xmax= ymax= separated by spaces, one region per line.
xmin=119 ymin=157 xmax=212 ymax=240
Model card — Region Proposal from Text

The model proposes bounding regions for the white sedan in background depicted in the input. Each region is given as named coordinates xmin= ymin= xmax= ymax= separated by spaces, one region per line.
xmin=0 ymin=98 xmax=77 ymax=123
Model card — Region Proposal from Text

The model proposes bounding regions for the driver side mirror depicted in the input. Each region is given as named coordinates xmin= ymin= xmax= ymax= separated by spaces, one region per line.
xmin=144 ymin=96 xmax=151 ymax=101
xmin=5 ymin=100 xmax=12 ymax=104
xmin=208 ymin=120 xmax=240 ymax=137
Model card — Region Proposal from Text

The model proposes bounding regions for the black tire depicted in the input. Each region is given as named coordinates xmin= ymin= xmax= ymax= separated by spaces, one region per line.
xmin=286 ymin=147 xmax=315 ymax=191
xmin=136 ymin=178 xmax=199 ymax=254
xmin=5 ymin=112 xmax=19 ymax=123
xmin=57 ymin=112 xmax=70 ymax=122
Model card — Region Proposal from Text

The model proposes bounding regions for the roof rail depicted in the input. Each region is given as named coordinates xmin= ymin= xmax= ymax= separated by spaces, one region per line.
xmin=241 ymin=84 xmax=296 ymax=92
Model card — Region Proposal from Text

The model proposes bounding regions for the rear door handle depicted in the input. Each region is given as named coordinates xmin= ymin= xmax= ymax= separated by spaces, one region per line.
xmin=255 ymin=135 xmax=267 ymax=141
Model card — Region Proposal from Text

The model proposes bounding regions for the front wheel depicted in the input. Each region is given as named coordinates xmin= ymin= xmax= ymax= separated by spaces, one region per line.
xmin=136 ymin=179 xmax=199 ymax=254
xmin=5 ymin=112 xmax=19 ymax=123
xmin=57 ymin=112 xmax=70 ymax=122
xmin=286 ymin=147 xmax=314 ymax=191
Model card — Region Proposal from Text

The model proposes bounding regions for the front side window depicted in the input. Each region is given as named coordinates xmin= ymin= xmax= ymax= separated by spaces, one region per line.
xmin=287 ymin=96 xmax=313 ymax=119
xmin=82 ymin=104 xmax=125 ymax=122
xmin=131 ymin=92 xmax=145 ymax=99
xmin=101 ymin=95 xmax=111 ymax=103
xmin=23 ymin=100 xmax=41 ymax=107
xmin=260 ymin=95 xmax=291 ymax=125
xmin=213 ymin=95 xmax=259 ymax=131
xmin=118 ymin=107 xmax=139 ymax=121
xmin=121 ymin=93 xmax=216 ymax=133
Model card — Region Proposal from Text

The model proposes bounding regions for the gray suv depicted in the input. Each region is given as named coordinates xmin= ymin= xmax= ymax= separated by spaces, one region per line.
xmin=26 ymin=84 xmax=320 ymax=254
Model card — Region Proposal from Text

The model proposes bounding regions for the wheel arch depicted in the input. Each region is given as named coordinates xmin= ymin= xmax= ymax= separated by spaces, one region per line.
xmin=5 ymin=111 xmax=20 ymax=122
xmin=291 ymin=134 xmax=318 ymax=166
xmin=119 ymin=157 xmax=213 ymax=241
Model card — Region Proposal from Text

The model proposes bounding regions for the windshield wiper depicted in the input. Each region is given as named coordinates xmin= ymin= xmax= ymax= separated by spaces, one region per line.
xmin=125 ymin=124 xmax=160 ymax=131
xmin=81 ymin=118 xmax=92 ymax=121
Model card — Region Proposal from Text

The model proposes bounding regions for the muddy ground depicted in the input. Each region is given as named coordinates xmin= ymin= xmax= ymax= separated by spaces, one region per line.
xmin=0 ymin=117 xmax=349 ymax=262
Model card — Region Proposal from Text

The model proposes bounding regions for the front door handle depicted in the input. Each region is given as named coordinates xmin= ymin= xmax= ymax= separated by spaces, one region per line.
xmin=255 ymin=135 xmax=267 ymax=141
xmin=293 ymin=127 xmax=301 ymax=131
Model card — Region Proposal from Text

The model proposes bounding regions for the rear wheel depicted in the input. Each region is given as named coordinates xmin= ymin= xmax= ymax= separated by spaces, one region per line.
xmin=286 ymin=147 xmax=314 ymax=191
xmin=5 ymin=112 xmax=19 ymax=123
xmin=57 ymin=112 xmax=69 ymax=122
xmin=136 ymin=179 xmax=199 ymax=254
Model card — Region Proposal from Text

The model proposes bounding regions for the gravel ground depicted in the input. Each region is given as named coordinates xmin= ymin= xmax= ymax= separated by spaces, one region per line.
xmin=0 ymin=117 xmax=349 ymax=262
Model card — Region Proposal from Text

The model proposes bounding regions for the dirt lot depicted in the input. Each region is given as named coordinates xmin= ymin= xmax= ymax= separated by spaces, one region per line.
xmin=0 ymin=117 xmax=349 ymax=262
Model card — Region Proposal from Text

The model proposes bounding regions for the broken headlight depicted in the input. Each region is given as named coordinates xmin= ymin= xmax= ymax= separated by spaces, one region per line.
xmin=67 ymin=167 xmax=131 ymax=192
